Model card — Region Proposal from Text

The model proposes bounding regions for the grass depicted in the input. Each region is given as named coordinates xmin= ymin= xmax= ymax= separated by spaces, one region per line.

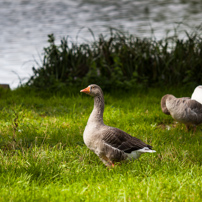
xmin=0 ymin=86 xmax=202 ymax=201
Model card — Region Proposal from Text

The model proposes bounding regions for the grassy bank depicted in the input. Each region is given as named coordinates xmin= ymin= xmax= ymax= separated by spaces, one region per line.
xmin=0 ymin=86 xmax=202 ymax=201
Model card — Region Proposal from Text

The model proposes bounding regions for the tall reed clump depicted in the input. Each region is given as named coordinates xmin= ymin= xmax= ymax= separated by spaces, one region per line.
xmin=26 ymin=30 xmax=202 ymax=90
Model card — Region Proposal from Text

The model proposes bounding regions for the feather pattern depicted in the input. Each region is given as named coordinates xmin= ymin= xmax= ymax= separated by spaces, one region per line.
xmin=81 ymin=84 xmax=155 ymax=166
xmin=102 ymin=127 xmax=152 ymax=153
xmin=161 ymin=94 xmax=202 ymax=130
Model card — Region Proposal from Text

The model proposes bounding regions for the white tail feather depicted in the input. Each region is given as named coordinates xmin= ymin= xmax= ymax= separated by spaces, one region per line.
xmin=191 ymin=85 xmax=202 ymax=105
xmin=137 ymin=147 xmax=156 ymax=153
xmin=126 ymin=147 xmax=156 ymax=160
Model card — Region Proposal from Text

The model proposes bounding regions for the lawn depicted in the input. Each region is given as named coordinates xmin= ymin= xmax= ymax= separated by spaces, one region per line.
xmin=0 ymin=86 xmax=202 ymax=201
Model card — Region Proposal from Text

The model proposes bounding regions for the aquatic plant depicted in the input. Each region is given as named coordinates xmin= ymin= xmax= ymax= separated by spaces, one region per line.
xmin=26 ymin=30 xmax=202 ymax=90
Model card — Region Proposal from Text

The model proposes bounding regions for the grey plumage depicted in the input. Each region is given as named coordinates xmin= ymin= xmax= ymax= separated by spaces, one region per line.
xmin=80 ymin=84 xmax=155 ymax=167
xmin=102 ymin=127 xmax=152 ymax=153
xmin=161 ymin=94 xmax=202 ymax=131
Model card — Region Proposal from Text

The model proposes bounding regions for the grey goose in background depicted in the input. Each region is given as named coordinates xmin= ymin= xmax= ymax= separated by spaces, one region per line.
xmin=161 ymin=94 xmax=202 ymax=131
xmin=80 ymin=84 xmax=156 ymax=167
xmin=191 ymin=85 xmax=202 ymax=105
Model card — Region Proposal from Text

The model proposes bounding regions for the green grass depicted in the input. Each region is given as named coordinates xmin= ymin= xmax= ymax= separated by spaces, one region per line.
xmin=0 ymin=86 xmax=202 ymax=201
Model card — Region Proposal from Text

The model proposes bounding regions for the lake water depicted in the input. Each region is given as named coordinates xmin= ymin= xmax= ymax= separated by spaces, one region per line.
xmin=1 ymin=0 xmax=202 ymax=89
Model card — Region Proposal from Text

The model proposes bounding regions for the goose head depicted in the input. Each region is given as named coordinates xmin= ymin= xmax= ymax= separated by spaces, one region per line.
xmin=161 ymin=94 xmax=172 ymax=115
xmin=80 ymin=84 xmax=103 ymax=97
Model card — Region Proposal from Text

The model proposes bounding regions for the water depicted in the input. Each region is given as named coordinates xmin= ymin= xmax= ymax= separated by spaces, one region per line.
xmin=1 ymin=0 xmax=202 ymax=89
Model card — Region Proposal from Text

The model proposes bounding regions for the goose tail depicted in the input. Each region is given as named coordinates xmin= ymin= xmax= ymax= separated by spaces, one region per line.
xmin=137 ymin=147 xmax=156 ymax=153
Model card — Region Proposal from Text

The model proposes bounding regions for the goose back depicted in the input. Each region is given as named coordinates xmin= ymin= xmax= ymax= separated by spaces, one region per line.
xmin=162 ymin=94 xmax=202 ymax=126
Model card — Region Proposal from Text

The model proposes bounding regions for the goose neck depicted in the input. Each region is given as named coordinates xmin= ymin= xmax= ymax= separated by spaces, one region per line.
xmin=88 ymin=94 xmax=104 ymax=124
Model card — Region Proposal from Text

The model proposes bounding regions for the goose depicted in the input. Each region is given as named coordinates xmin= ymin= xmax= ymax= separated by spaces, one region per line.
xmin=80 ymin=84 xmax=156 ymax=167
xmin=161 ymin=94 xmax=202 ymax=131
xmin=191 ymin=85 xmax=202 ymax=105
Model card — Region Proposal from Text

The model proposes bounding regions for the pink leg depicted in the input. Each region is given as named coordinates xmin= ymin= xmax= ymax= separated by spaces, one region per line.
xmin=185 ymin=125 xmax=190 ymax=132
xmin=101 ymin=156 xmax=114 ymax=167
xmin=193 ymin=126 xmax=197 ymax=134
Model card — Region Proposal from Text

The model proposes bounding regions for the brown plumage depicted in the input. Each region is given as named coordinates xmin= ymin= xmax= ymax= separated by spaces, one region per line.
xmin=161 ymin=94 xmax=202 ymax=131
xmin=80 ymin=84 xmax=155 ymax=167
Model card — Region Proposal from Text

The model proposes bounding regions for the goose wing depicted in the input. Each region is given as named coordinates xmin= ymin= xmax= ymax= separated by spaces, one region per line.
xmin=102 ymin=127 xmax=152 ymax=153
xmin=186 ymin=99 xmax=202 ymax=111
xmin=178 ymin=99 xmax=202 ymax=125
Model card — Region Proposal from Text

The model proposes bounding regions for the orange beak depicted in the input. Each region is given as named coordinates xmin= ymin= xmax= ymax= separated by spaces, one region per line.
xmin=80 ymin=86 xmax=90 ymax=94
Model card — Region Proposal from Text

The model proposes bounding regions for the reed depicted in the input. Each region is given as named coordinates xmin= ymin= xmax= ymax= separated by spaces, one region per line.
xmin=26 ymin=30 xmax=202 ymax=91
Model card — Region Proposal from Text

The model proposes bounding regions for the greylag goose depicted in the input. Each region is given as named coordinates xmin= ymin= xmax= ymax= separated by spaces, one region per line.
xmin=191 ymin=85 xmax=202 ymax=105
xmin=161 ymin=94 xmax=202 ymax=131
xmin=80 ymin=84 xmax=156 ymax=167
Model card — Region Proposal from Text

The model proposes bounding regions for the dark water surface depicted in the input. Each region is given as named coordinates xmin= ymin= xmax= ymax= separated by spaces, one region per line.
xmin=1 ymin=0 xmax=202 ymax=88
